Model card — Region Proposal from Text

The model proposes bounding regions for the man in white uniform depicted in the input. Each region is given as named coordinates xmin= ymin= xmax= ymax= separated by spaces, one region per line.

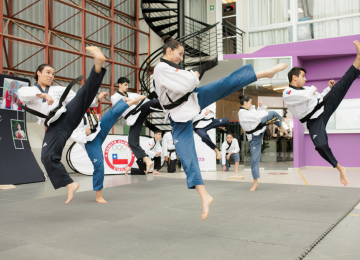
xmin=283 ymin=40 xmax=360 ymax=187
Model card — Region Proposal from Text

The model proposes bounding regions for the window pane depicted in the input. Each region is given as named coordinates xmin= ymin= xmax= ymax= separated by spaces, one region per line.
xmin=249 ymin=0 xmax=290 ymax=28
xmin=298 ymin=0 xmax=360 ymax=22
xmin=297 ymin=17 xmax=360 ymax=41
xmin=249 ymin=27 xmax=292 ymax=47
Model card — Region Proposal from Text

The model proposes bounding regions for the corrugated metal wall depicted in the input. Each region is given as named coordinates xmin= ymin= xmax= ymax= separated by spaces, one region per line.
xmin=2 ymin=0 xmax=141 ymax=123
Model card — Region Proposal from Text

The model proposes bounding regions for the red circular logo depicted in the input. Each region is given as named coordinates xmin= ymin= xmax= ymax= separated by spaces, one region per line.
xmin=104 ymin=140 xmax=135 ymax=172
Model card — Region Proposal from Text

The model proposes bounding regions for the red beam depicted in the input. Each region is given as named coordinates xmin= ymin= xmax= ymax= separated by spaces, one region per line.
xmin=111 ymin=0 xmax=115 ymax=134
xmin=8 ymin=0 xmax=12 ymax=68
xmin=12 ymin=0 xmax=42 ymax=18
xmin=45 ymin=0 xmax=49 ymax=63
xmin=81 ymin=0 xmax=86 ymax=86
xmin=135 ymin=0 xmax=139 ymax=93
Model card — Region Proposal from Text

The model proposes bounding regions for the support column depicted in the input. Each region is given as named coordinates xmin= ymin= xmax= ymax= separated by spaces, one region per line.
xmin=44 ymin=0 xmax=49 ymax=63
xmin=135 ymin=0 xmax=139 ymax=93
xmin=178 ymin=0 xmax=185 ymax=68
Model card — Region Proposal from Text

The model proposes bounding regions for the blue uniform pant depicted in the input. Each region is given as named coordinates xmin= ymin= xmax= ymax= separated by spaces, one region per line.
xmin=250 ymin=111 xmax=282 ymax=180
xmin=194 ymin=118 xmax=230 ymax=150
xmin=85 ymin=99 xmax=129 ymax=191
xmin=220 ymin=153 xmax=240 ymax=171
xmin=171 ymin=63 xmax=257 ymax=189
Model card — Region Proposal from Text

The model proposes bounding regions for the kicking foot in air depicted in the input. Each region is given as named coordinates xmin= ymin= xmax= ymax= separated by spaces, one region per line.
xmin=143 ymin=157 xmax=154 ymax=174
xmin=202 ymin=195 xmax=214 ymax=221
xmin=279 ymin=126 xmax=289 ymax=137
xmin=65 ymin=182 xmax=80 ymax=204
xmin=124 ymin=166 xmax=131 ymax=176
xmin=126 ymin=95 xmax=146 ymax=107
xmin=337 ymin=164 xmax=349 ymax=186
xmin=267 ymin=63 xmax=288 ymax=78
xmin=353 ymin=40 xmax=360 ymax=69
xmin=214 ymin=148 xmax=221 ymax=160
xmin=86 ymin=46 xmax=106 ymax=73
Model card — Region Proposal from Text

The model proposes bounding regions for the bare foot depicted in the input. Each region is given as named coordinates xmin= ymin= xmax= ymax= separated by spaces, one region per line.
xmin=215 ymin=149 xmax=221 ymax=160
xmin=96 ymin=197 xmax=108 ymax=203
xmin=144 ymin=159 xmax=154 ymax=174
xmin=65 ymin=182 xmax=79 ymax=204
xmin=202 ymin=195 xmax=213 ymax=221
xmin=86 ymin=46 xmax=106 ymax=73
xmin=337 ymin=164 xmax=349 ymax=186
xmin=153 ymin=170 xmax=162 ymax=175
xmin=124 ymin=166 xmax=131 ymax=175
xmin=267 ymin=63 xmax=288 ymax=78
xmin=250 ymin=183 xmax=258 ymax=192
xmin=235 ymin=170 xmax=239 ymax=173
xmin=353 ymin=40 xmax=360 ymax=69
xmin=219 ymin=127 xmax=225 ymax=130
xmin=279 ymin=126 xmax=289 ymax=137
xmin=127 ymin=95 xmax=146 ymax=107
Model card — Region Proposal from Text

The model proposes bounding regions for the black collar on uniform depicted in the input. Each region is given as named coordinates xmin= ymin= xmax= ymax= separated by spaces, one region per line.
xmin=289 ymin=84 xmax=305 ymax=90
xmin=35 ymin=82 xmax=50 ymax=103
xmin=239 ymin=107 xmax=248 ymax=110
xmin=160 ymin=58 xmax=181 ymax=69
xmin=227 ymin=141 xmax=232 ymax=146
xmin=117 ymin=91 xmax=128 ymax=97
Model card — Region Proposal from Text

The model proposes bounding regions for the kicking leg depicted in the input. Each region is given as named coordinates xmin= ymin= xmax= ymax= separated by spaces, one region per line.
xmin=171 ymin=119 xmax=212 ymax=220
xmin=195 ymin=64 xmax=287 ymax=110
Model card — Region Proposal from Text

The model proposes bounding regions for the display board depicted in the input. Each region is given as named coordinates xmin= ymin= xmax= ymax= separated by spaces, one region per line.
xmin=67 ymin=134 xmax=164 ymax=175
xmin=0 ymin=74 xmax=45 ymax=185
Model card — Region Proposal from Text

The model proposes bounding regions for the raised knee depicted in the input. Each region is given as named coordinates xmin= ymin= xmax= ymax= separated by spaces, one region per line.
xmin=223 ymin=118 xmax=230 ymax=125
xmin=315 ymin=143 xmax=328 ymax=152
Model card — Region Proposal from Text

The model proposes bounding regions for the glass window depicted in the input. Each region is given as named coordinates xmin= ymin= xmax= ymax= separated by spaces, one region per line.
xmin=248 ymin=0 xmax=290 ymax=28
xmin=326 ymin=99 xmax=360 ymax=130
xmin=249 ymin=27 xmax=293 ymax=47
xmin=298 ymin=0 xmax=360 ymax=22
xmin=297 ymin=17 xmax=360 ymax=41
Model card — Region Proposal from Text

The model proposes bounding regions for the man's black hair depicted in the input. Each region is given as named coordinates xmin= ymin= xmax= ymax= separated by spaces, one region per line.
xmin=288 ymin=67 xmax=307 ymax=83
xmin=117 ymin=77 xmax=130 ymax=85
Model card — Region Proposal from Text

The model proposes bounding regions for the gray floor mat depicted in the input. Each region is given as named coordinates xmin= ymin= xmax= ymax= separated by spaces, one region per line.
xmin=1 ymin=178 xmax=359 ymax=260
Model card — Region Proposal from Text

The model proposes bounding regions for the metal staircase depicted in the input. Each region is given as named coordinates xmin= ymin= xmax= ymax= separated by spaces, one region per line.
xmin=140 ymin=0 xmax=219 ymax=131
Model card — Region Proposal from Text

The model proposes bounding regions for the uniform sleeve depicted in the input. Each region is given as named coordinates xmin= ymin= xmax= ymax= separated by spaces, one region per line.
xmin=283 ymin=86 xmax=317 ymax=106
xmin=144 ymin=139 xmax=156 ymax=159
xmin=320 ymin=86 xmax=331 ymax=98
xmin=221 ymin=142 xmax=227 ymax=165
xmin=17 ymin=87 xmax=42 ymax=103
xmin=70 ymin=122 xmax=88 ymax=144
xmin=239 ymin=109 xmax=268 ymax=123
xmin=206 ymin=103 xmax=216 ymax=113
xmin=111 ymin=94 xmax=121 ymax=106
xmin=159 ymin=66 xmax=200 ymax=95
xmin=162 ymin=134 xmax=169 ymax=157
xmin=233 ymin=139 xmax=240 ymax=153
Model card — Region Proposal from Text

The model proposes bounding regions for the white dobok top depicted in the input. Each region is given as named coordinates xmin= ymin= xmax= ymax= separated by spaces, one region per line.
xmin=153 ymin=58 xmax=200 ymax=123
xmin=283 ymin=85 xmax=331 ymax=128
xmin=192 ymin=103 xmax=216 ymax=129
xmin=221 ymin=138 xmax=240 ymax=164
xmin=238 ymin=104 xmax=268 ymax=142
xmin=142 ymin=138 xmax=162 ymax=159
xmin=18 ymin=85 xmax=98 ymax=126
xmin=162 ymin=131 xmax=177 ymax=160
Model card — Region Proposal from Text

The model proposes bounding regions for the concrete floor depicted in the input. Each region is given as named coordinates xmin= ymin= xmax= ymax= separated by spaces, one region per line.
xmin=1 ymin=165 xmax=360 ymax=259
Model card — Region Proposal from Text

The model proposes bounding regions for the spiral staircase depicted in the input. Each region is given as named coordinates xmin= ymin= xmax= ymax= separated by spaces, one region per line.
xmin=139 ymin=0 xmax=219 ymax=132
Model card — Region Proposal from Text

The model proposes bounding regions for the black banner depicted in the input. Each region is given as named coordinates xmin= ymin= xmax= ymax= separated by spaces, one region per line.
xmin=0 ymin=74 xmax=45 ymax=185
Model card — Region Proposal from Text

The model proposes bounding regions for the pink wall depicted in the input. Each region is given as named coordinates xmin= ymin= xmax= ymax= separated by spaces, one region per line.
xmin=225 ymin=35 xmax=360 ymax=168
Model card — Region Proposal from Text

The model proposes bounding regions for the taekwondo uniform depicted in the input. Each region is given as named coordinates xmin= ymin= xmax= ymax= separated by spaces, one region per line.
xmin=192 ymin=103 xmax=230 ymax=150
xmin=238 ymin=105 xmax=283 ymax=179
xmin=220 ymin=138 xmax=240 ymax=171
xmin=142 ymin=137 xmax=163 ymax=171
xmin=283 ymin=65 xmax=360 ymax=167
xmin=18 ymin=66 xmax=106 ymax=189
xmin=153 ymin=57 xmax=257 ymax=188
xmin=111 ymin=91 xmax=162 ymax=171
xmin=71 ymin=99 xmax=131 ymax=191
xmin=162 ymin=131 xmax=177 ymax=172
